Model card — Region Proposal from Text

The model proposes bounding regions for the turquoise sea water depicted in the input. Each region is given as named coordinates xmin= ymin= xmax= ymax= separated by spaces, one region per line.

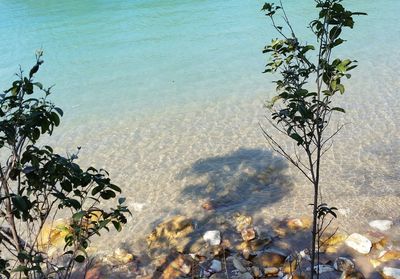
xmin=1 ymin=1 xmax=397 ymax=119
xmin=1 ymin=0 xmax=399 ymax=259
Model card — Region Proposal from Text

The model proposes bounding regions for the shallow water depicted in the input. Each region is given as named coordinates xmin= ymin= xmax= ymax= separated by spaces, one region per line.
xmin=0 ymin=0 xmax=399 ymax=254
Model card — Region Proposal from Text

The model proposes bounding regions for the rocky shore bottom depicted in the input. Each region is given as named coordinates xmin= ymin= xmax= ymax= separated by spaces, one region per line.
xmin=56 ymin=213 xmax=400 ymax=279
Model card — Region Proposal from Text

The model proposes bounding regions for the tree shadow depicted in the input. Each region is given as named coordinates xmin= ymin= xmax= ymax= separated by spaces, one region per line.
xmin=139 ymin=148 xmax=298 ymax=278
xmin=71 ymin=148 xmax=299 ymax=278
xmin=176 ymin=147 xmax=293 ymax=215
xmin=68 ymin=148 xmax=390 ymax=278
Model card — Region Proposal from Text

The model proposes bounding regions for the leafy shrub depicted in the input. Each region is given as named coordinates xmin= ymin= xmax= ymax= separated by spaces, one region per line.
xmin=0 ymin=51 xmax=130 ymax=278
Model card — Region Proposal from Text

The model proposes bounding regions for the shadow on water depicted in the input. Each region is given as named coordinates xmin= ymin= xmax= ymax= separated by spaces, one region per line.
xmin=70 ymin=147 xmax=385 ymax=278
xmin=176 ymin=147 xmax=293 ymax=215
xmin=72 ymin=148 xmax=300 ymax=278
xmin=133 ymin=148 xmax=298 ymax=278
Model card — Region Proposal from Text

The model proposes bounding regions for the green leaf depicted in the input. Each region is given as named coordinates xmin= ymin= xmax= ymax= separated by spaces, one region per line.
xmin=100 ymin=190 xmax=116 ymax=200
xmin=337 ymin=84 xmax=345 ymax=94
xmin=289 ymin=133 xmax=304 ymax=145
xmin=66 ymin=199 xmax=81 ymax=210
xmin=53 ymin=191 xmax=66 ymax=200
xmin=17 ymin=251 xmax=30 ymax=261
xmin=98 ymin=219 xmax=110 ymax=230
xmin=262 ymin=3 xmax=272 ymax=11
xmin=118 ymin=197 xmax=126 ymax=205
xmin=331 ymin=107 xmax=346 ymax=113
xmin=61 ymin=180 xmax=72 ymax=192
xmin=33 ymin=82 xmax=43 ymax=89
xmin=74 ymin=255 xmax=85 ymax=263
xmin=330 ymin=80 xmax=337 ymax=90
xmin=72 ymin=211 xmax=86 ymax=222
xmin=337 ymin=64 xmax=346 ymax=73
xmin=32 ymin=128 xmax=40 ymax=141
xmin=333 ymin=38 xmax=345 ymax=47
xmin=54 ymin=107 xmax=64 ymax=117
xmin=329 ymin=26 xmax=342 ymax=40
xmin=12 ymin=196 xmax=28 ymax=212
xmin=112 ymin=220 xmax=122 ymax=232
xmin=91 ymin=186 xmax=103 ymax=196
xmin=11 ymin=265 xmax=28 ymax=273
xmin=352 ymin=12 xmax=367 ymax=16
xmin=108 ymin=184 xmax=121 ymax=193
xmin=51 ymin=112 xmax=60 ymax=126
xmin=29 ymin=64 xmax=40 ymax=78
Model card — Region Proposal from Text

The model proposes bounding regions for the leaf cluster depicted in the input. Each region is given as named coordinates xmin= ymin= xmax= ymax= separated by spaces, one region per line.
xmin=0 ymin=52 xmax=130 ymax=278
xmin=262 ymin=0 xmax=365 ymax=153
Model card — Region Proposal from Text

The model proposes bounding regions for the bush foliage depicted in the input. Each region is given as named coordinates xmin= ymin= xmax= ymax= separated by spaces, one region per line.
xmin=0 ymin=51 xmax=130 ymax=278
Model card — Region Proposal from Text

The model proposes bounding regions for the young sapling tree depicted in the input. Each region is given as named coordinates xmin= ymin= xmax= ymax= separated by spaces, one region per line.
xmin=261 ymin=1 xmax=365 ymax=277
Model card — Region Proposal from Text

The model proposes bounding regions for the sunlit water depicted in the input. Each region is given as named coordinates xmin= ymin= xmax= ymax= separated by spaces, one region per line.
xmin=0 ymin=0 xmax=399 ymax=256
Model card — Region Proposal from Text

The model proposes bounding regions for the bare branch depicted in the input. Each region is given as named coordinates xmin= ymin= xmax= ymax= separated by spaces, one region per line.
xmin=260 ymin=124 xmax=313 ymax=183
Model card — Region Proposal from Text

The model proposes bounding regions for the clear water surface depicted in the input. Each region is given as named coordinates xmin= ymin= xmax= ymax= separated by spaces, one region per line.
xmin=0 ymin=0 xmax=399 ymax=255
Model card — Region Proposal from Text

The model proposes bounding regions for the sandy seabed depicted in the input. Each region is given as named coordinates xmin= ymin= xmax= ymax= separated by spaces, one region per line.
xmin=46 ymin=69 xmax=400 ymax=256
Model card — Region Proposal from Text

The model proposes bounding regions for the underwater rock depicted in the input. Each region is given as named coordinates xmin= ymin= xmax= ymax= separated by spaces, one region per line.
xmin=369 ymin=220 xmax=393 ymax=231
xmin=345 ymin=233 xmax=372 ymax=254
xmin=334 ymin=257 xmax=355 ymax=273
xmin=241 ymin=227 xmax=256 ymax=242
xmin=232 ymin=256 xmax=248 ymax=272
xmin=147 ymin=216 xmax=194 ymax=253
xmin=251 ymin=266 xmax=262 ymax=278
xmin=210 ymin=259 xmax=222 ymax=273
xmin=203 ymin=230 xmax=221 ymax=246
xmin=382 ymin=267 xmax=400 ymax=279
xmin=37 ymin=218 xmax=72 ymax=255
xmin=264 ymin=267 xmax=279 ymax=276
xmin=234 ymin=213 xmax=253 ymax=232
xmin=253 ymin=252 xmax=285 ymax=268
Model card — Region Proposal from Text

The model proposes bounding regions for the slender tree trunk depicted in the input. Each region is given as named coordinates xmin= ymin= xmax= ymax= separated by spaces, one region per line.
xmin=311 ymin=138 xmax=322 ymax=279
xmin=310 ymin=180 xmax=319 ymax=279
xmin=1 ymin=170 xmax=21 ymax=257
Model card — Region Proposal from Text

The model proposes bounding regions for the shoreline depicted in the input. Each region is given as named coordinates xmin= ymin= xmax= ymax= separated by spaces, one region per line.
xmin=48 ymin=212 xmax=398 ymax=278
xmin=41 ymin=93 xmax=400 ymax=264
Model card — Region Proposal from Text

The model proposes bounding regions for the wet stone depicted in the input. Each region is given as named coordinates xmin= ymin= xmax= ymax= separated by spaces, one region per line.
xmin=333 ymin=257 xmax=355 ymax=272
xmin=251 ymin=266 xmax=262 ymax=278
xmin=203 ymin=230 xmax=221 ymax=246
xmin=234 ymin=272 xmax=254 ymax=279
xmin=232 ymin=256 xmax=247 ymax=273
xmin=369 ymin=220 xmax=393 ymax=232
xmin=253 ymin=252 xmax=285 ymax=268
xmin=382 ymin=267 xmax=400 ymax=279
xmin=241 ymin=227 xmax=257 ymax=242
xmin=234 ymin=214 xmax=253 ymax=232
xmin=210 ymin=259 xmax=222 ymax=273
xmin=210 ymin=273 xmax=226 ymax=279
xmin=378 ymin=250 xmax=400 ymax=263
xmin=345 ymin=233 xmax=372 ymax=254
xmin=264 ymin=267 xmax=279 ymax=276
